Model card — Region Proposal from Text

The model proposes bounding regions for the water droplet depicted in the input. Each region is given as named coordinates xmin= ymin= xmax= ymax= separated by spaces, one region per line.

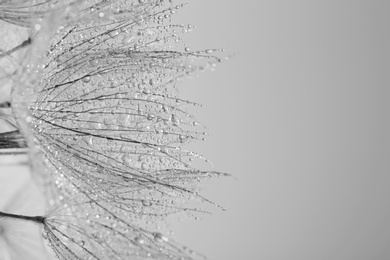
xmin=34 ymin=24 xmax=41 ymax=31
xmin=142 ymin=200 xmax=152 ymax=207
xmin=153 ymin=232 xmax=168 ymax=242
xmin=162 ymin=105 xmax=169 ymax=112
xmin=82 ymin=76 xmax=91 ymax=83
xmin=135 ymin=236 xmax=145 ymax=244
xmin=109 ymin=30 xmax=119 ymax=37
xmin=159 ymin=146 xmax=168 ymax=154
xmin=141 ymin=162 xmax=147 ymax=170
xmin=122 ymin=154 xmax=133 ymax=166
xmin=122 ymin=36 xmax=134 ymax=45
xmin=149 ymin=78 xmax=156 ymax=86
xmin=171 ymin=114 xmax=180 ymax=126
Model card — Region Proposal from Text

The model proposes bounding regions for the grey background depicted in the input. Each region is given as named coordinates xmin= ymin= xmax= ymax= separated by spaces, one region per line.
xmin=170 ymin=1 xmax=390 ymax=260
xmin=1 ymin=1 xmax=390 ymax=260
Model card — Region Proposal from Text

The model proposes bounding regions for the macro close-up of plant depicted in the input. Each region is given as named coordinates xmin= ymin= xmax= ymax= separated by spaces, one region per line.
xmin=0 ymin=0 xmax=228 ymax=259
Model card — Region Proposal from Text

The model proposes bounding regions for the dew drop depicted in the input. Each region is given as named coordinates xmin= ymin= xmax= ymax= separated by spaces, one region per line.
xmin=153 ymin=232 xmax=168 ymax=242
xmin=171 ymin=114 xmax=180 ymax=126
xmin=82 ymin=76 xmax=91 ymax=83
xmin=135 ymin=236 xmax=145 ymax=244
xmin=149 ymin=78 xmax=156 ymax=86
xmin=122 ymin=36 xmax=134 ymax=45
xmin=160 ymin=146 xmax=168 ymax=154
xmin=162 ymin=105 xmax=169 ymax=112
xmin=109 ymin=30 xmax=119 ymax=37
xmin=142 ymin=200 xmax=152 ymax=207
xmin=141 ymin=162 xmax=147 ymax=170
xmin=122 ymin=154 xmax=133 ymax=166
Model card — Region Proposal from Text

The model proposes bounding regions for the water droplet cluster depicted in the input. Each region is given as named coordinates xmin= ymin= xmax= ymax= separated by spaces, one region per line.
xmin=42 ymin=195 xmax=202 ymax=260
xmin=10 ymin=0 xmax=228 ymax=259
xmin=29 ymin=0 xmax=224 ymax=209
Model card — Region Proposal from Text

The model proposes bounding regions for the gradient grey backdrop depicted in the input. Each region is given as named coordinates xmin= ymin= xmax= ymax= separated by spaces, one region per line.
xmin=170 ymin=1 xmax=390 ymax=260
xmin=1 ymin=1 xmax=390 ymax=260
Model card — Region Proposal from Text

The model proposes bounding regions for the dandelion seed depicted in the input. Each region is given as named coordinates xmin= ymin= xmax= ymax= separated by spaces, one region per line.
xmin=4 ymin=1 xmax=229 ymax=259
xmin=1 ymin=193 xmax=205 ymax=260
xmin=0 ymin=212 xmax=47 ymax=260
xmin=41 ymin=194 xmax=205 ymax=260
xmin=12 ymin=0 xmax=226 ymax=210
xmin=0 ymin=180 xmax=51 ymax=260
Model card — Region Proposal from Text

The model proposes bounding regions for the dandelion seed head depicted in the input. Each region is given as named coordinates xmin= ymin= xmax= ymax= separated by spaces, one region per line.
xmin=41 ymin=195 xmax=203 ymax=260
xmin=6 ymin=1 xmax=228 ymax=259
xmin=11 ymin=0 xmax=224 ymax=210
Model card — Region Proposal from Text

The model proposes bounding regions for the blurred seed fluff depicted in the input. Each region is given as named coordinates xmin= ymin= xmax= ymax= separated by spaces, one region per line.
xmin=2 ymin=0 xmax=228 ymax=259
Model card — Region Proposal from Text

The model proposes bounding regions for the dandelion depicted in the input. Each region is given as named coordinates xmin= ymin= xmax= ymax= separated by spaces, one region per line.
xmin=1 ymin=193 xmax=204 ymax=260
xmin=0 ymin=212 xmax=46 ymax=260
xmin=0 ymin=180 xmax=51 ymax=260
xmin=43 ymin=194 xmax=206 ymax=260
xmin=12 ymin=0 xmax=226 ymax=207
xmin=2 ymin=0 xmax=228 ymax=259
